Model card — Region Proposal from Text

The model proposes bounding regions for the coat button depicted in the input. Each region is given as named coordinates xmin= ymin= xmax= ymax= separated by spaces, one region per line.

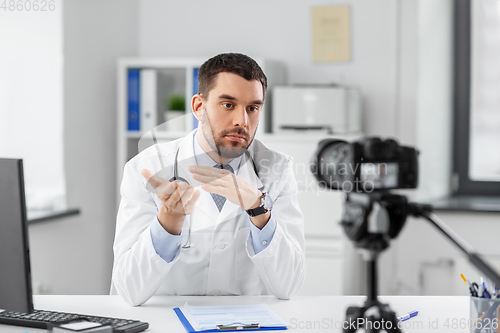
xmin=218 ymin=242 xmax=226 ymax=250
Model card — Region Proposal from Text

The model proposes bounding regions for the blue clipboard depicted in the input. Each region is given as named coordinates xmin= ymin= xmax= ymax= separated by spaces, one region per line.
xmin=173 ymin=307 xmax=287 ymax=332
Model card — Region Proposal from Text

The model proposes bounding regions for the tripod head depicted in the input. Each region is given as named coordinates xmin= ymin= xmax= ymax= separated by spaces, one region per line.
xmin=341 ymin=192 xmax=409 ymax=253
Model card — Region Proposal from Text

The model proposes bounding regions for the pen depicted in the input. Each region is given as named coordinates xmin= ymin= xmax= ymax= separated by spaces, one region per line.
xmin=481 ymin=277 xmax=491 ymax=298
xmin=461 ymin=274 xmax=479 ymax=297
xmin=485 ymin=277 xmax=495 ymax=296
xmin=397 ymin=310 xmax=418 ymax=322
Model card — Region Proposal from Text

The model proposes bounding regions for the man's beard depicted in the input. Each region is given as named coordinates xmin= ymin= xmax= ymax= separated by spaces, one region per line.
xmin=201 ymin=109 xmax=257 ymax=159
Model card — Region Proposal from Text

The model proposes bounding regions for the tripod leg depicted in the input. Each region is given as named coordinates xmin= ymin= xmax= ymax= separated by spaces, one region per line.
xmin=344 ymin=306 xmax=364 ymax=333
xmin=344 ymin=302 xmax=402 ymax=333
xmin=379 ymin=303 xmax=401 ymax=333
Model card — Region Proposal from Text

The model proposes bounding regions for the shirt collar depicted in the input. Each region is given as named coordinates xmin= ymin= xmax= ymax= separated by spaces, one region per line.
xmin=193 ymin=129 xmax=242 ymax=174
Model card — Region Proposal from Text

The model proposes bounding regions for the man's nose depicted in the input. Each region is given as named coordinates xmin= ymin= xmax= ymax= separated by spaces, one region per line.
xmin=232 ymin=107 xmax=249 ymax=127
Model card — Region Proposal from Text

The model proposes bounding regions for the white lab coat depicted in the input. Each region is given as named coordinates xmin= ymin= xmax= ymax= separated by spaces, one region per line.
xmin=111 ymin=130 xmax=305 ymax=306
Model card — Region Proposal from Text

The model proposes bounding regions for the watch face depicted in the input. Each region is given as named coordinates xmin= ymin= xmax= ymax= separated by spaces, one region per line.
xmin=263 ymin=193 xmax=273 ymax=211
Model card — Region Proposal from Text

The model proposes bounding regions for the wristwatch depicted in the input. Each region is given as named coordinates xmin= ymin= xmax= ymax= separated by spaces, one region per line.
xmin=246 ymin=192 xmax=273 ymax=217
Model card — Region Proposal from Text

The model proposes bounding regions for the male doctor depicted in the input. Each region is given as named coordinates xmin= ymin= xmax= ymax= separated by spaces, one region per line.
xmin=111 ymin=53 xmax=305 ymax=306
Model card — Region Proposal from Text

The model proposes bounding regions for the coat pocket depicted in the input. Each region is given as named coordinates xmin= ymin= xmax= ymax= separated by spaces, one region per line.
xmin=234 ymin=227 xmax=260 ymax=281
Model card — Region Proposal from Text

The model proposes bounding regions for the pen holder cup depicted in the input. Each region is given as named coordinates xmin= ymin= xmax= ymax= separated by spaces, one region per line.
xmin=470 ymin=297 xmax=500 ymax=333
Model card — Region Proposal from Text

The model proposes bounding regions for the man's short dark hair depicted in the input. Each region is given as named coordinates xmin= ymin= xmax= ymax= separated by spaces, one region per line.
xmin=198 ymin=53 xmax=268 ymax=100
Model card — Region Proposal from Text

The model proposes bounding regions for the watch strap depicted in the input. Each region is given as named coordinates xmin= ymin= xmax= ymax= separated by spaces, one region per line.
xmin=246 ymin=206 xmax=268 ymax=217
xmin=246 ymin=192 xmax=269 ymax=217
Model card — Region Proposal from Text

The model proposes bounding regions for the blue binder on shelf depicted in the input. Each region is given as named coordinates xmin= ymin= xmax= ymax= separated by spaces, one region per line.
xmin=173 ymin=304 xmax=287 ymax=333
xmin=127 ymin=68 xmax=140 ymax=131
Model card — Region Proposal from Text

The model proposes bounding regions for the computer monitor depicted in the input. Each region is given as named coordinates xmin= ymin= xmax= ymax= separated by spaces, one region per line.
xmin=0 ymin=158 xmax=34 ymax=313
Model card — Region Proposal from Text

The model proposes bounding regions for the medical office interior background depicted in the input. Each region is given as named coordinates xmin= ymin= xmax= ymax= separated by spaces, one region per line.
xmin=1 ymin=0 xmax=500 ymax=298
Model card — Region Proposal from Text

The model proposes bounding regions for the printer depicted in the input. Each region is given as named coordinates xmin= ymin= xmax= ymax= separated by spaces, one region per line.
xmin=271 ymin=85 xmax=362 ymax=134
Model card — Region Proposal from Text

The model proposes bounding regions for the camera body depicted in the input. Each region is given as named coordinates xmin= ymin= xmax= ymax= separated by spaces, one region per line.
xmin=311 ymin=137 xmax=419 ymax=192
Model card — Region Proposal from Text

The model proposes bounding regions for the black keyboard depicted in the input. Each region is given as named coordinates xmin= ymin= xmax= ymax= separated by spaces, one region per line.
xmin=0 ymin=309 xmax=149 ymax=333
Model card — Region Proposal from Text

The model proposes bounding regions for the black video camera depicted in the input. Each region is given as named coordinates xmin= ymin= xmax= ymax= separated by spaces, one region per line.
xmin=310 ymin=137 xmax=419 ymax=192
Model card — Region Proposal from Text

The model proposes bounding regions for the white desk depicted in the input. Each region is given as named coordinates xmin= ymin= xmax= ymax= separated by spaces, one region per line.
xmin=1 ymin=295 xmax=471 ymax=332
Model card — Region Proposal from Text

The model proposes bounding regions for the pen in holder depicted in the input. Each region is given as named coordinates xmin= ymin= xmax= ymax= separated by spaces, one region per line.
xmin=470 ymin=296 xmax=500 ymax=333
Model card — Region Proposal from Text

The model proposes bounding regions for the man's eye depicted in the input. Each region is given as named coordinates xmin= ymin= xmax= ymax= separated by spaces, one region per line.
xmin=248 ymin=106 xmax=259 ymax=112
xmin=222 ymin=103 xmax=233 ymax=109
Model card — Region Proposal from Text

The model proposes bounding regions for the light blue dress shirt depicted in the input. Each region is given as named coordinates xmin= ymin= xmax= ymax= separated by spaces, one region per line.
xmin=150 ymin=130 xmax=276 ymax=262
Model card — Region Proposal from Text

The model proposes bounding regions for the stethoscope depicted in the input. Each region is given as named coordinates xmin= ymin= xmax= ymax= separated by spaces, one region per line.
xmin=167 ymin=148 xmax=192 ymax=248
xmin=165 ymin=142 xmax=260 ymax=249
xmin=152 ymin=129 xmax=194 ymax=248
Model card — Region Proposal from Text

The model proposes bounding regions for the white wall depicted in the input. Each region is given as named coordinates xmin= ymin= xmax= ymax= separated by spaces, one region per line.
xmin=379 ymin=0 xmax=456 ymax=296
xmin=0 ymin=1 xmax=66 ymax=210
xmin=28 ymin=0 xmax=138 ymax=295
xmin=138 ymin=0 xmax=400 ymax=137
xmin=415 ymin=0 xmax=453 ymax=201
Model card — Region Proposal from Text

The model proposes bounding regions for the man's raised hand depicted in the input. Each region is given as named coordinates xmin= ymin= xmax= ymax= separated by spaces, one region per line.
xmin=141 ymin=169 xmax=200 ymax=235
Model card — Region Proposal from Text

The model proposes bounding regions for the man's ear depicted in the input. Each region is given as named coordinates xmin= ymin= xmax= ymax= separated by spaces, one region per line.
xmin=191 ymin=94 xmax=204 ymax=121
